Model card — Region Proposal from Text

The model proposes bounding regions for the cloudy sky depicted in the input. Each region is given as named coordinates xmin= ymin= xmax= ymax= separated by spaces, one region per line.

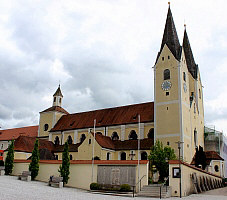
xmin=0 ymin=0 xmax=227 ymax=135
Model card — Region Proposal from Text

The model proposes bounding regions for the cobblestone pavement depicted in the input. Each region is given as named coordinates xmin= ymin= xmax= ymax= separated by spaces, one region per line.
xmin=0 ymin=176 xmax=226 ymax=200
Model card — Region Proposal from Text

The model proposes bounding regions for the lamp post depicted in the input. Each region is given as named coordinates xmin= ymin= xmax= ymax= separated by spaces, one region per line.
xmin=176 ymin=141 xmax=183 ymax=198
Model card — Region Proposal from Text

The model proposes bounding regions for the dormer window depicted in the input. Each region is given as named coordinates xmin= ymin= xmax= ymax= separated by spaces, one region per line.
xmin=164 ymin=69 xmax=170 ymax=80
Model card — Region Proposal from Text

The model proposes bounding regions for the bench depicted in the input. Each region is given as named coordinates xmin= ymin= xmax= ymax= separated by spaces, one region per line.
xmin=48 ymin=176 xmax=63 ymax=188
xmin=18 ymin=171 xmax=31 ymax=181
xmin=0 ymin=166 xmax=5 ymax=176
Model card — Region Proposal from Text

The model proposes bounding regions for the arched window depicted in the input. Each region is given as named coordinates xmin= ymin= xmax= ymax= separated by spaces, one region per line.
xmin=107 ymin=152 xmax=111 ymax=160
xmin=141 ymin=152 xmax=148 ymax=160
xmin=54 ymin=97 xmax=56 ymax=102
xmin=120 ymin=152 xmax=126 ymax=160
xmin=111 ymin=132 xmax=119 ymax=140
xmin=183 ymin=72 xmax=186 ymax=81
xmin=55 ymin=155 xmax=58 ymax=160
xmin=67 ymin=135 xmax=73 ymax=144
xmin=148 ymin=128 xmax=154 ymax=139
xmin=129 ymin=130 xmax=137 ymax=140
xmin=199 ymin=89 xmax=201 ymax=99
xmin=194 ymin=129 xmax=198 ymax=147
xmin=96 ymin=132 xmax=102 ymax=135
xmin=70 ymin=154 xmax=73 ymax=160
xmin=44 ymin=124 xmax=49 ymax=131
xmin=80 ymin=134 xmax=86 ymax=143
xmin=54 ymin=136 xmax=60 ymax=145
xmin=164 ymin=69 xmax=170 ymax=80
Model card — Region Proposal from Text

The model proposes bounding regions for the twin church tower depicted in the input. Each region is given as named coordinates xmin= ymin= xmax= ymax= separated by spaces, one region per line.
xmin=38 ymin=5 xmax=204 ymax=163
xmin=154 ymin=6 xmax=204 ymax=161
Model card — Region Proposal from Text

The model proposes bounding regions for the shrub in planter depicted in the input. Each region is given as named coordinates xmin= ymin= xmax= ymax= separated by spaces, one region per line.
xmin=120 ymin=184 xmax=131 ymax=192
xmin=90 ymin=182 xmax=101 ymax=190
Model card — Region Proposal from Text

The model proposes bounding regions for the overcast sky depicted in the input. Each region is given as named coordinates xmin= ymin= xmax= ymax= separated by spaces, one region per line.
xmin=0 ymin=0 xmax=227 ymax=135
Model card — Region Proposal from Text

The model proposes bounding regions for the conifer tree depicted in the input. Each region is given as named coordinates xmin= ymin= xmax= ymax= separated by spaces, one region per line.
xmin=59 ymin=141 xmax=70 ymax=185
xmin=29 ymin=139 xmax=40 ymax=180
xmin=5 ymin=140 xmax=14 ymax=175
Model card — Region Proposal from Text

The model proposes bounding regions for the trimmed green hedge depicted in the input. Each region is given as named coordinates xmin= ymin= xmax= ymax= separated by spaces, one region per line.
xmin=120 ymin=184 xmax=131 ymax=192
xmin=90 ymin=182 xmax=101 ymax=190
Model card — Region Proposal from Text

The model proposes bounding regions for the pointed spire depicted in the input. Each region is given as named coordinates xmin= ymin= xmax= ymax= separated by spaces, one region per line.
xmin=53 ymin=84 xmax=63 ymax=97
xmin=183 ymin=29 xmax=197 ymax=79
xmin=156 ymin=5 xmax=181 ymax=62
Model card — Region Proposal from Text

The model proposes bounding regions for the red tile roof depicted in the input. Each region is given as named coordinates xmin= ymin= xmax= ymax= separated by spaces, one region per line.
xmin=191 ymin=151 xmax=224 ymax=165
xmin=40 ymin=106 xmax=69 ymax=114
xmin=13 ymin=136 xmax=55 ymax=153
xmin=54 ymin=143 xmax=82 ymax=152
xmin=93 ymin=133 xmax=154 ymax=150
xmin=51 ymin=102 xmax=154 ymax=132
xmin=0 ymin=126 xmax=38 ymax=141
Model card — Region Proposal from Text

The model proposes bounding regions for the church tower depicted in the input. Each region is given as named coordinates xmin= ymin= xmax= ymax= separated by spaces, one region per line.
xmin=154 ymin=5 xmax=204 ymax=162
xmin=38 ymin=85 xmax=69 ymax=139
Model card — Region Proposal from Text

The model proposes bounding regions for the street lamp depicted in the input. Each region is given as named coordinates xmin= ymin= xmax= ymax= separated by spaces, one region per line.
xmin=175 ymin=141 xmax=183 ymax=198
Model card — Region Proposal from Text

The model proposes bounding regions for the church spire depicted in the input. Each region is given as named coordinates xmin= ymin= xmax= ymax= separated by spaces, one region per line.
xmin=53 ymin=85 xmax=63 ymax=107
xmin=156 ymin=5 xmax=181 ymax=62
xmin=183 ymin=28 xmax=197 ymax=79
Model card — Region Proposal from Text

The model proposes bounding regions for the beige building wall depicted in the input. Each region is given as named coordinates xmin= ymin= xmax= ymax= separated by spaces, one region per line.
xmin=12 ymin=160 xmax=149 ymax=191
xmin=169 ymin=161 xmax=222 ymax=197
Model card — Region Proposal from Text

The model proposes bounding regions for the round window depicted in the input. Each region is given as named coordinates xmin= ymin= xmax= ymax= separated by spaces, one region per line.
xmin=44 ymin=124 xmax=49 ymax=131
xmin=214 ymin=165 xmax=219 ymax=172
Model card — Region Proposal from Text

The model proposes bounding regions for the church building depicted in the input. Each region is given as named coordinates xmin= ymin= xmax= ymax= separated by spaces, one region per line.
xmin=35 ymin=5 xmax=204 ymax=164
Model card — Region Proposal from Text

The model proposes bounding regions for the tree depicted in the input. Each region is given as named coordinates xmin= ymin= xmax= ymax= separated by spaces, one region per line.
xmin=59 ymin=142 xmax=70 ymax=185
xmin=194 ymin=145 xmax=206 ymax=170
xmin=5 ymin=140 xmax=14 ymax=175
xmin=148 ymin=140 xmax=176 ymax=181
xmin=29 ymin=139 xmax=40 ymax=180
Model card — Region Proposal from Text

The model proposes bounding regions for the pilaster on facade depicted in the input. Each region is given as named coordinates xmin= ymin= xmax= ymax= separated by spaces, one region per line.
xmin=74 ymin=130 xmax=78 ymax=144
xmin=140 ymin=123 xmax=144 ymax=139
xmin=62 ymin=132 xmax=65 ymax=145
xmin=121 ymin=125 xmax=125 ymax=141
xmin=105 ymin=127 xmax=108 ymax=136
xmin=49 ymin=132 xmax=52 ymax=142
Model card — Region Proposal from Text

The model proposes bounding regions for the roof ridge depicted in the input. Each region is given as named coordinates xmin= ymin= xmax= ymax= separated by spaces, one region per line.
xmin=66 ymin=101 xmax=154 ymax=116
xmin=1 ymin=125 xmax=38 ymax=131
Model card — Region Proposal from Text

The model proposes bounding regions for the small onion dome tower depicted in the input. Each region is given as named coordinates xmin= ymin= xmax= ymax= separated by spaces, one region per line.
xmin=53 ymin=84 xmax=63 ymax=107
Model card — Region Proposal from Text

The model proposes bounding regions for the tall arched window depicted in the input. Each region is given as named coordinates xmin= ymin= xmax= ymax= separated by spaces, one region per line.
xmin=199 ymin=89 xmax=201 ymax=99
xmin=120 ymin=152 xmax=126 ymax=160
xmin=129 ymin=130 xmax=137 ymax=140
xmin=107 ymin=152 xmax=111 ymax=160
xmin=54 ymin=136 xmax=60 ymax=145
xmin=194 ymin=129 xmax=198 ymax=147
xmin=70 ymin=154 xmax=73 ymax=160
xmin=141 ymin=152 xmax=148 ymax=160
xmin=111 ymin=132 xmax=119 ymax=140
xmin=164 ymin=69 xmax=170 ymax=80
xmin=67 ymin=135 xmax=73 ymax=144
xmin=183 ymin=72 xmax=186 ymax=81
xmin=148 ymin=128 xmax=154 ymax=139
xmin=80 ymin=134 xmax=86 ymax=143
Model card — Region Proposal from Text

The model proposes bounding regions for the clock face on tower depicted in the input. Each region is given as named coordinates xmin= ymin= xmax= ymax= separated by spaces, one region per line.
xmin=161 ymin=81 xmax=172 ymax=91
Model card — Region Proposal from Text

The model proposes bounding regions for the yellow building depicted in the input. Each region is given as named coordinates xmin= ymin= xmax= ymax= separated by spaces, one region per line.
xmin=35 ymin=6 xmax=204 ymax=164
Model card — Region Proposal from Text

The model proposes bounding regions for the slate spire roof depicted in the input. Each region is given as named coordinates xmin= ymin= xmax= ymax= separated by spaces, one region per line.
xmin=53 ymin=84 xmax=63 ymax=97
xmin=156 ymin=6 xmax=181 ymax=62
xmin=183 ymin=28 xmax=198 ymax=79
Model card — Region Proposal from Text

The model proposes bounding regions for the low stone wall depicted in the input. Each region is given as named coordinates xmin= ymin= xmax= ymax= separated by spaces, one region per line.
xmin=169 ymin=160 xmax=223 ymax=197
xmin=13 ymin=160 xmax=148 ymax=191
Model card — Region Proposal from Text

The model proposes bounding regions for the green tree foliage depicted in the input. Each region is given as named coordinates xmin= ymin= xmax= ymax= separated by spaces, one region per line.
xmin=148 ymin=140 xmax=176 ymax=181
xmin=5 ymin=140 xmax=14 ymax=175
xmin=59 ymin=142 xmax=70 ymax=185
xmin=29 ymin=139 xmax=40 ymax=180
xmin=195 ymin=146 xmax=206 ymax=170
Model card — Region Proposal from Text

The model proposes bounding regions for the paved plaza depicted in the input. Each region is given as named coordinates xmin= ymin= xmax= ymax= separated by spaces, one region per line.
xmin=0 ymin=176 xmax=226 ymax=200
